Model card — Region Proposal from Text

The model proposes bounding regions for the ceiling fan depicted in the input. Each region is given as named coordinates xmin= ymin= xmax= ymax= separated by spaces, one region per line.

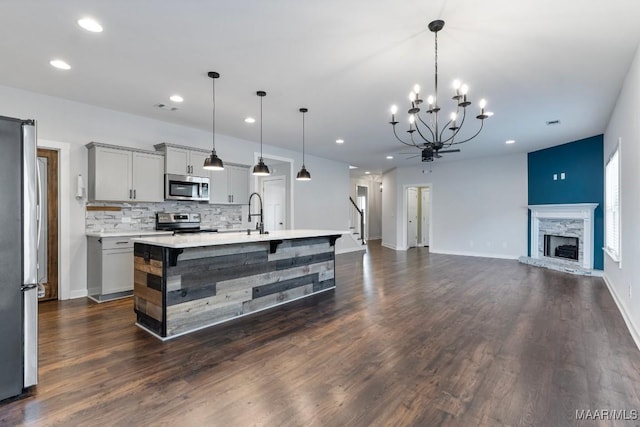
xmin=400 ymin=142 xmax=460 ymax=162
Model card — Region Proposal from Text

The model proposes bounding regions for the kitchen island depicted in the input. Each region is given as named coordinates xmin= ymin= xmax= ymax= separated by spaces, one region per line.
xmin=132 ymin=230 xmax=343 ymax=339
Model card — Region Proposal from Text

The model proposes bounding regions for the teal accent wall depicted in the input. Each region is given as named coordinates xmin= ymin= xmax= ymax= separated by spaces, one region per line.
xmin=527 ymin=135 xmax=604 ymax=270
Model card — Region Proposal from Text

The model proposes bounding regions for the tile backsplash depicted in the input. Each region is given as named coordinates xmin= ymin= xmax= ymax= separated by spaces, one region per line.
xmin=86 ymin=201 xmax=247 ymax=232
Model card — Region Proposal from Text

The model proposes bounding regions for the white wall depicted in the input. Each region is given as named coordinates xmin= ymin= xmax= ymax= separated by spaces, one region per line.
xmin=381 ymin=168 xmax=398 ymax=248
xmin=383 ymin=153 xmax=528 ymax=258
xmin=603 ymin=43 xmax=640 ymax=348
xmin=0 ymin=84 xmax=349 ymax=298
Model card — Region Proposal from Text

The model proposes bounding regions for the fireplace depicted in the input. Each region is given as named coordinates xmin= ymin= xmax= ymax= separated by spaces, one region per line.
xmin=528 ymin=203 xmax=598 ymax=270
xmin=544 ymin=235 xmax=579 ymax=261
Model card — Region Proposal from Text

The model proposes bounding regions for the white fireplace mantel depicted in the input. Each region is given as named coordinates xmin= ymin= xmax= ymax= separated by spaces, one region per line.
xmin=528 ymin=203 xmax=598 ymax=269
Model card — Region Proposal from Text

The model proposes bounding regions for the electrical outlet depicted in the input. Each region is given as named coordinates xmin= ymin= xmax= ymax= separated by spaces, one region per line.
xmin=561 ymin=172 xmax=566 ymax=180
xmin=121 ymin=217 xmax=132 ymax=223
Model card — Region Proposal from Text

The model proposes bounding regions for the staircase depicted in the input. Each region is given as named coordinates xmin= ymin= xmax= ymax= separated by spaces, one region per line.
xmin=349 ymin=196 xmax=366 ymax=245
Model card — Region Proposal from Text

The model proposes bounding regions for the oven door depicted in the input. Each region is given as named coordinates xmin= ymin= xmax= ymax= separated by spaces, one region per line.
xmin=165 ymin=174 xmax=209 ymax=201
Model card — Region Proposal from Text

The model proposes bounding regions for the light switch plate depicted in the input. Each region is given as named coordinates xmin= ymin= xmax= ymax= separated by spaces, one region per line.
xmin=553 ymin=174 xmax=558 ymax=180
xmin=561 ymin=172 xmax=566 ymax=180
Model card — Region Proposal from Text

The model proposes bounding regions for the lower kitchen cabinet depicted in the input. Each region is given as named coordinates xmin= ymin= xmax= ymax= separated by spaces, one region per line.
xmin=87 ymin=236 xmax=136 ymax=302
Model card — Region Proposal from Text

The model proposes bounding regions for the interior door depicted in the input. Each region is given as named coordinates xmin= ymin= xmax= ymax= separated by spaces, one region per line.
xmin=421 ymin=187 xmax=430 ymax=247
xmin=36 ymin=149 xmax=58 ymax=300
xmin=407 ymin=187 xmax=418 ymax=248
xmin=263 ymin=177 xmax=286 ymax=232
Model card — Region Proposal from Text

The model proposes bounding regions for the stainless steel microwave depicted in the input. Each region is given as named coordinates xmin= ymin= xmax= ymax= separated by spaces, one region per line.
xmin=165 ymin=174 xmax=210 ymax=202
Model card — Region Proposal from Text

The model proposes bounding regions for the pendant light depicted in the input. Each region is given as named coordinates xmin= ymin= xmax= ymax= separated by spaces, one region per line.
xmin=252 ymin=90 xmax=270 ymax=176
xmin=296 ymin=107 xmax=311 ymax=181
xmin=203 ymin=71 xmax=224 ymax=171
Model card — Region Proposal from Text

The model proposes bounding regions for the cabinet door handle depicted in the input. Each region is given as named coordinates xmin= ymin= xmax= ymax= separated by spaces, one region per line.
xmin=129 ymin=189 xmax=132 ymax=199
xmin=116 ymin=241 xmax=129 ymax=245
xmin=133 ymin=189 xmax=137 ymax=199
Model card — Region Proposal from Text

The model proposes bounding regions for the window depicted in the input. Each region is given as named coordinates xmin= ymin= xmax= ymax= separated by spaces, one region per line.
xmin=605 ymin=146 xmax=620 ymax=261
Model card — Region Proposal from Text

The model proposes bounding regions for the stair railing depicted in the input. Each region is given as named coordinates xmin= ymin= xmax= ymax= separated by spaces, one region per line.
xmin=349 ymin=196 xmax=366 ymax=245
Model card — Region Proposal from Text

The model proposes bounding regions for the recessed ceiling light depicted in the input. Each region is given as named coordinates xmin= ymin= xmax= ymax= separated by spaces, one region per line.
xmin=349 ymin=165 xmax=358 ymax=169
xmin=505 ymin=139 xmax=515 ymax=144
xmin=77 ymin=17 xmax=103 ymax=33
xmin=169 ymin=95 xmax=183 ymax=103
xmin=364 ymin=171 xmax=371 ymax=175
xmin=244 ymin=117 xmax=256 ymax=123
xmin=336 ymin=139 xmax=344 ymax=144
xmin=386 ymin=155 xmax=394 ymax=159
xmin=49 ymin=59 xmax=71 ymax=70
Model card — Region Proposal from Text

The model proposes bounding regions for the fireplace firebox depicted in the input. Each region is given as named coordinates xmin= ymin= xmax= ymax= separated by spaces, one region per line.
xmin=544 ymin=234 xmax=579 ymax=261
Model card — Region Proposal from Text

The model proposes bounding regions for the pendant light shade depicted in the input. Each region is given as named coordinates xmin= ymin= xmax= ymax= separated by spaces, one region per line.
xmin=203 ymin=71 xmax=224 ymax=171
xmin=252 ymin=91 xmax=270 ymax=176
xmin=296 ymin=107 xmax=311 ymax=181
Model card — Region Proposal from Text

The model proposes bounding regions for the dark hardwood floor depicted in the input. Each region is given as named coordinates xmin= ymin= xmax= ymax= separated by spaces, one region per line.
xmin=3 ymin=242 xmax=640 ymax=426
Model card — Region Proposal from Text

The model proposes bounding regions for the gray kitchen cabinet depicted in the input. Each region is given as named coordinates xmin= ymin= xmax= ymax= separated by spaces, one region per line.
xmin=210 ymin=164 xmax=249 ymax=204
xmin=155 ymin=143 xmax=211 ymax=177
xmin=87 ymin=142 xmax=164 ymax=202
xmin=87 ymin=236 xmax=135 ymax=302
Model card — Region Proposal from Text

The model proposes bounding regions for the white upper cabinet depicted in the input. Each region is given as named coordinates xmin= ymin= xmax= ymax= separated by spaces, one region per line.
xmin=87 ymin=143 xmax=164 ymax=202
xmin=132 ymin=151 xmax=165 ymax=202
xmin=210 ymin=164 xmax=250 ymax=204
xmin=155 ymin=143 xmax=211 ymax=177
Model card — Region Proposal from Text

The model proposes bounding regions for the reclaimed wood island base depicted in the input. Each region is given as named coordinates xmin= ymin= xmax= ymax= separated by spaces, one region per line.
xmin=132 ymin=230 xmax=343 ymax=340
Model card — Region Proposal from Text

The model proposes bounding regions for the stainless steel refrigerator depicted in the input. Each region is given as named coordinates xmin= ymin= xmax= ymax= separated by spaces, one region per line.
xmin=0 ymin=115 xmax=38 ymax=401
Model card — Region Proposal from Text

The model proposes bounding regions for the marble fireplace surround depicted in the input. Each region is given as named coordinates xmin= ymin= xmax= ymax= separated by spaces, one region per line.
xmin=528 ymin=203 xmax=598 ymax=270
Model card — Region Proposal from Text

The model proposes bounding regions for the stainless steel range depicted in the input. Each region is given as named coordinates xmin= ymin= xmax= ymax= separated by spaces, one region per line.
xmin=155 ymin=213 xmax=218 ymax=234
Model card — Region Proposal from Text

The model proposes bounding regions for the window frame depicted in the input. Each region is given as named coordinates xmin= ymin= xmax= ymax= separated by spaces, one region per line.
xmin=604 ymin=142 xmax=621 ymax=264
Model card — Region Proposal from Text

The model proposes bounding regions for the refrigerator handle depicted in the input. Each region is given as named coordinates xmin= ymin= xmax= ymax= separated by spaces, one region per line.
xmin=22 ymin=122 xmax=38 ymax=286
xmin=36 ymin=159 xmax=43 ymax=252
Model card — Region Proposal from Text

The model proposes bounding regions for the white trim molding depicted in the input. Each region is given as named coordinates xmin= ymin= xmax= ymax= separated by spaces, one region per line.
xmin=603 ymin=274 xmax=640 ymax=351
xmin=528 ymin=203 xmax=598 ymax=270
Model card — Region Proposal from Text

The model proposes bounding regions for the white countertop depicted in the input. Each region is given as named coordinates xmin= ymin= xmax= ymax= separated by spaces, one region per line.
xmin=86 ymin=230 xmax=174 ymax=238
xmin=132 ymin=229 xmax=347 ymax=248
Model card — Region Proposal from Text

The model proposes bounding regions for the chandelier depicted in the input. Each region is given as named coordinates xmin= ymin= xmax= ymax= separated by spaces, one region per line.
xmin=389 ymin=19 xmax=492 ymax=162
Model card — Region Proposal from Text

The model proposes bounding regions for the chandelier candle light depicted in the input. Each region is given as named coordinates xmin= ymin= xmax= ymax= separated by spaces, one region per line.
xmin=389 ymin=20 xmax=492 ymax=162
xmin=296 ymin=107 xmax=311 ymax=181
xmin=253 ymin=90 xmax=270 ymax=176
xmin=203 ymin=71 xmax=224 ymax=171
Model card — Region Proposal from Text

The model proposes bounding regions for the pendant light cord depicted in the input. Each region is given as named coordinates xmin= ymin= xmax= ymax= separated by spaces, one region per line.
xmin=212 ymin=76 xmax=216 ymax=151
xmin=302 ymin=110 xmax=305 ymax=166
xmin=260 ymin=95 xmax=263 ymax=158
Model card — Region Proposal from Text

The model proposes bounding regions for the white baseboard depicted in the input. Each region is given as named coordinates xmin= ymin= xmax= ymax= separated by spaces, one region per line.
xmin=429 ymin=248 xmax=519 ymax=260
xmin=69 ymin=289 xmax=88 ymax=300
xmin=336 ymin=246 xmax=366 ymax=255
xmin=603 ymin=274 xmax=640 ymax=351
xmin=381 ymin=242 xmax=398 ymax=250
xmin=368 ymin=236 xmax=382 ymax=240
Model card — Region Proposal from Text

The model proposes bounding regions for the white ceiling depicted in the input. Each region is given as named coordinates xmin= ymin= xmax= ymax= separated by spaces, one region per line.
xmin=1 ymin=1 xmax=639 ymax=175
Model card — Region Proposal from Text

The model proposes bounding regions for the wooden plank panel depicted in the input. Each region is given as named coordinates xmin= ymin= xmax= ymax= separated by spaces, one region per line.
xmin=267 ymin=242 xmax=331 ymax=261
xmin=252 ymin=273 xmax=318 ymax=299
xmin=133 ymin=282 xmax=162 ymax=307
xmin=177 ymin=243 xmax=267 ymax=261
xmin=134 ymin=256 xmax=163 ymax=276
xmin=242 ymin=284 xmax=314 ymax=313
xmin=167 ymin=301 xmax=244 ymax=336
xmin=133 ymin=296 xmax=163 ymax=322
xmin=275 ymin=251 xmax=334 ymax=270
xmin=133 ymin=244 xmax=164 ymax=261
xmin=86 ymin=205 xmax=121 ymax=211
xmin=313 ymin=278 xmax=335 ymax=293
xmin=216 ymin=260 xmax=334 ymax=292
xmin=167 ymin=284 xmax=216 ymax=306
xmin=166 ymin=250 xmax=267 ymax=275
